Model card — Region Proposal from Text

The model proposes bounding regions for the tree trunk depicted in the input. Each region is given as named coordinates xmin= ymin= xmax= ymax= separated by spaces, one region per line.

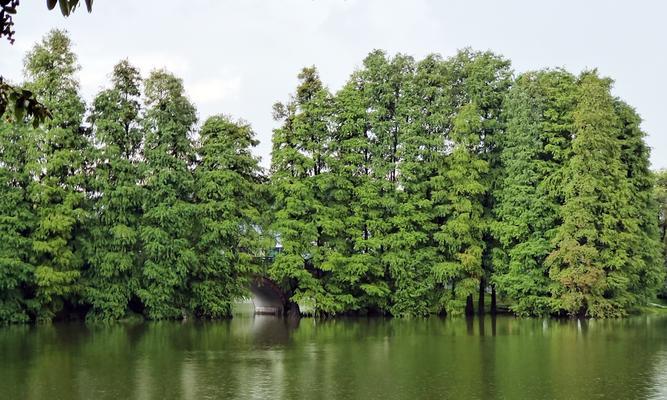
xmin=466 ymin=314 xmax=474 ymax=335
xmin=491 ymin=313 xmax=497 ymax=336
xmin=285 ymin=301 xmax=300 ymax=320
xmin=490 ymin=285 xmax=497 ymax=315
xmin=478 ymin=277 xmax=485 ymax=315
xmin=465 ymin=295 xmax=474 ymax=316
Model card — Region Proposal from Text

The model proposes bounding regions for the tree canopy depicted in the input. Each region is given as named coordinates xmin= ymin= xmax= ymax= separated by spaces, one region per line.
xmin=0 ymin=30 xmax=664 ymax=323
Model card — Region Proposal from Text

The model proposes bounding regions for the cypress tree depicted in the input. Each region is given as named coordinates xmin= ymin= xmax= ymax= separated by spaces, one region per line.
xmin=613 ymin=101 xmax=664 ymax=304
xmin=434 ymin=101 xmax=489 ymax=315
xmin=0 ymin=121 xmax=34 ymax=323
xmin=270 ymin=67 xmax=346 ymax=314
xmin=546 ymin=71 xmax=637 ymax=317
xmin=329 ymin=75 xmax=390 ymax=313
xmin=296 ymin=67 xmax=358 ymax=314
xmin=358 ymin=51 xmax=415 ymax=315
xmin=24 ymin=30 xmax=90 ymax=322
xmin=461 ymin=51 xmax=513 ymax=316
xmin=390 ymin=54 xmax=449 ymax=316
xmin=493 ymin=70 xmax=577 ymax=316
xmin=139 ymin=69 xmax=198 ymax=319
xmin=84 ymin=60 xmax=144 ymax=321
xmin=191 ymin=115 xmax=266 ymax=318
xmin=656 ymin=169 xmax=667 ymax=298
xmin=434 ymin=50 xmax=511 ymax=316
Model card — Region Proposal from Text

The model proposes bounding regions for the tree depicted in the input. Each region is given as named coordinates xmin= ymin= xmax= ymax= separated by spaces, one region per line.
xmin=389 ymin=54 xmax=448 ymax=316
xmin=433 ymin=50 xmax=512 ymax=316
xmin=493 ymin=70 xmax=577 ymax=316
xmin=23 ymin=30 xmax=90 ymax=322
xmin=546 ymin=72 xmax=637 ymax=317
xmin=613 ymin=101 xmax=664 ymax=305
xmin=138 ymin=69 xmax=198 ymax=319
xmin=270 ymin=67 xmax=347 ymax=315
xmin=329 ymin=72 xmax=389 ymax=314
xmin=84 ymin=60 xmax=144 ymax=321
xmin=191 ymin=115 xmax=266 ymax=318
xmin=358 ymin=51 xmax=417 ymax=316
xmin=656 ymin=169 xmax=667 ymax=298
xmin=434 ymin=101 xmax=489 ymax=315
xmin=0 ymin=119 xmax=35 ymax=323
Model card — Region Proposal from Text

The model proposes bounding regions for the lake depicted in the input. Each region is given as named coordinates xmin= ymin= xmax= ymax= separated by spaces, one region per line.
xmin=1 ymin=313 xmax=666 ymax=399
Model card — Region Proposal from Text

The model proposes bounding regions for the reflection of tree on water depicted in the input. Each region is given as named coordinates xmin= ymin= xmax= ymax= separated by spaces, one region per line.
xmin=250 ymin=315 xmax=300 ymax=346
xmin=651 ymin=350 xmax=667 ymax=399
xmin=463 ymin=315 xmax=498 ymax=337
xmin=1 ymin=316 xmax=667 ymax=399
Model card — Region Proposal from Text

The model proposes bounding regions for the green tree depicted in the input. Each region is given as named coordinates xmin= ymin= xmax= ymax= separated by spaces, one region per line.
xmin=139 ymin=69 xmax=197 ymax=319
xmin=613 ymin=101 xmax=664 ymax=303
xmin=191 ymin=115 xmax=266 ymax=318
xmin=358 ymin=51 xmax=416 ymax=315
xmin=546 ymin=72 xmax=640 ymax=317
xmin=23 ymin=30 xmax=90 ymax=322
xmin=389 ymin=54 xmax=448 ymax=316
xmin=329 ymin=73 xmax=389 ymax=314
xmin=434 ymin=102 xmax=489 ymax=315
xmin=0 ymin=120 xmax=35 ymax=323
xmin=84 ymin=60 xmax=144 ymax=321
xmin=270 ymin=67 xmax=349 ymax=315
xmin=656 ymin=169 xmax=667 ymax=297
xmin=493 ymin=70 xmax=577 ymax=316
xmin=434 ymin=50 xmax=512 ymax=316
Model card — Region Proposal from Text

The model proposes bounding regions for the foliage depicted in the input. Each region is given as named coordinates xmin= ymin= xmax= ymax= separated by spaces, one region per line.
xmin=23 ymin=30 xmax=90 ymax=322
xmin=46 ymin=0 xmax=94 ymax=17
xmin=192 ymin=115 xmax=266 ymax=318
xmin=0 ymin=31 xmax=663 ymax=323
xmin=0 ymin=119 xmax=34 ymax=323
xmin=1 ymin=0 xmax=92 ymax=44
xmin=0 ymin=0 xmax=19 ymax=44
xmin=1 ymin=0 xmax=93 ymax=125
xmin=493 ymin=70 xmax=577 ymax=316
xmin=546 ymin=72 xmax=663 ymax=317
xmin=329 ymin=72 xmax=390 ymax=313
xmin=654 ymin=170 xmax=667 ymax=297
xmin=83 ymin=60 xmax=144 ymax=321
xmin=270 ymin=67 xmax=351 ymax=315
xmin=138 ymin=69 xmax=198 ymax=319
xmin=0 ymin=78 xmax=52 ymax=127
xmin=360 ymin=51 xmax=418 ymax=316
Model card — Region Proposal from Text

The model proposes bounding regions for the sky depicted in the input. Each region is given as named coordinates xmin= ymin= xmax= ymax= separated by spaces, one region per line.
xmin=1 ymin=0 xmax=665 ymax=169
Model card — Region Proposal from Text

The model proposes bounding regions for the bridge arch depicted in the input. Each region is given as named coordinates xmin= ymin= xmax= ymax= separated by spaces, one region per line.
xmin=249 ymin=277 xmax=289 ymax=316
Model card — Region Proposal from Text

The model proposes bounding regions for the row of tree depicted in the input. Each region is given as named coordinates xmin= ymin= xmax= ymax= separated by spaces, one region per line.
xmin=0 ymin=30 xmax=665 ymax=323
xmin=0 ymin=30 xmax=266 ymax=323
xmin=269 ymin=50 xmax=666 ymax=318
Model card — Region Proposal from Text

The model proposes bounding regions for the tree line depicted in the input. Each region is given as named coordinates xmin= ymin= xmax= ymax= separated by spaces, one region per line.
xmin=270 ymin=50 xmax=665 ymax=318
xmin=0 ymin=30 xmax=665 ymax=323
xmin=0 ymin=30 xmax=267 ymax=322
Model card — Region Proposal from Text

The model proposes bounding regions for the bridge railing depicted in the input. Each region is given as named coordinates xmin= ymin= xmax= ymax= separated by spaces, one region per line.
xmin=254 ymin=306 xmax=282 ymax=316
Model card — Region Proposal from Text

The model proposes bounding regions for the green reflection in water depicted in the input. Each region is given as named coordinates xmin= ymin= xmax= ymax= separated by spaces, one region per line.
xmin=0 ymin=315 xmax=666 ymax=399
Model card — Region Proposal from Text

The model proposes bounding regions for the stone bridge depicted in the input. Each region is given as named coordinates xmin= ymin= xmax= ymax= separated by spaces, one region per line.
xmin=249 ymin=276 xmax=286 ymax=315
xmin=249 ymin=276 xmax=299 ymax=317
xmin=249 ymin=246 xmax=299 ymax=317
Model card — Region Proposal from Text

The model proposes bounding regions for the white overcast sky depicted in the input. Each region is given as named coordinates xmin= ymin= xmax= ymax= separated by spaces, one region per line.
xmin=1 ymin=0 xmax=665 ymax=169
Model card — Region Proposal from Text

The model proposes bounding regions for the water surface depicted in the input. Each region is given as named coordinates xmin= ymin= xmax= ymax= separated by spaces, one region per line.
xmin=1 ymin=314 xmax=666 ymax=399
